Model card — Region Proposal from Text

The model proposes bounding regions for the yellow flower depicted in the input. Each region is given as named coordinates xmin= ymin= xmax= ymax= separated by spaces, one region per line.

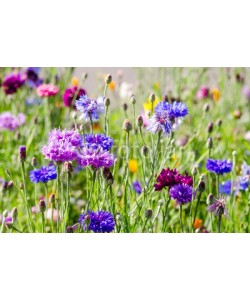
xmin=153 ymin=82 xmax=160 ymax=90
xmin=143 ymin=97 xmax=160 ymax=113
xmin=71 ymin=77 xmax=79 ymax=87
xmin=212 ymin=88 xmax=220 ymax=102
xmin=193 ymin=218 xmax=203 ymax=229
xmin=128 ymin=159 xmax=138 ymax=173
xmin=108 ymin=81 xmax=115 ymax=91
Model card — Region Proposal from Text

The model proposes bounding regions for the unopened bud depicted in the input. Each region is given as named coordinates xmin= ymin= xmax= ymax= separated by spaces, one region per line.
xmin=141 ymin=145 xmax=149 ymax=157
xmin=207 ymin=122 xmax=213 ymax=133
xmin=104 ymin=97 xmax=110 ymax=107
xmin=122 ymin=103 xmax=128 ymax=111
xmin=163 ymin=94 xmax=169 ymax=102
xmin=49 ymin=193 xmax=56 ymax=204
xmin=206 ymin=137 xmax=213 ymax=149
xmin=136 ymin=115 xmax=144 ymax=127
xmin=131 ymin=95 xmax=136 ymax=105
xmin=103 ymin=168 xmax=114 ymax=186
xmin=149 ymin=93 xmax=156 ymax=102
xmin=19 ymin=146 xmax=26 ymax=163
xmin=31 ymin=157 xmax=37 ymax=167
xmin=203 ymin=103 xmax=210 ymax=112
xmin=66 ymin=226 xmax=74 ymax=233
xmin=11 ymin=207 xmax=18 ymax=220
xmin=19 ymin=182 xmax=24 ymax=190
xmin=105 ymin=74 xmax=112 ymax=85
xmin=192 ymin=167 xmax=198 ymax=176
xmin=39 ymin=200 xmax=46 ymax=213
xmin=206 ymin=193 xmax=214 ymax=205
xmin=216 ymin=119 xmax=222 ymax=127
xmin=64 ymin=161 xmax=73 ymax=173
xmin=198 ymin=180 xmax=206 ymax=192
xmin=158 ymin=200 xmax=164 ymax=206
xmin=7 ymin=181 xmax=13 ymax=189
xmin=122 ymin=119 xmax=132 ymax=132
xmin=3 ymin=210 xmax=8 ymax=218
xmin=234 ymin=110 xmax=242 ymax=119
xmin=145 ymin=209 xmax=153 ymax=219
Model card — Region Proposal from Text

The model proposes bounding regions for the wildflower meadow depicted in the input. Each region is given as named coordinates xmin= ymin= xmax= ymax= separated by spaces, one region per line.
xmin=1 ymin=67 xmax=250 ymax=233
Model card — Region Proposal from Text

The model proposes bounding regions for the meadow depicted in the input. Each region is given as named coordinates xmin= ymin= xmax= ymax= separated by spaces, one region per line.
xmin=0 ymin=67 xmax=250 ymax=233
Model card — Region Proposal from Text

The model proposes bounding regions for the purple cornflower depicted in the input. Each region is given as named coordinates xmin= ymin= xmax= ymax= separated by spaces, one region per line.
xmin=42 ymin=129 xmax=82 ymax=162
xmin=132 ymin=181 xmax=142 ymax=194
xmin=169 ymin=183 xmax=193 ymax=205
xmin=25 ymin=67 xmax=43 ymax=87
xmin=83 ymin=134 xmax=114 ymax=151
xmin=77 ymin=147 xmax=115 ymax=169
xmin=0 ymin=112 xmax=25 ymax=131
xmin=79 ymin=211 xmax=115 ymax=233
xmin=63 ymin=86 xmax=86 ymax=107
xmin=19 ymin=146 xmax=26 ymax=162
xmin=147 ymin=101 xmax=188 ymax=135
xmin=206 ymin=159 xmax=232 ymax=175
xmin=196 ymin=86 xmax=210 ymax=100
xmin=2 ymin=72 xmax=26 ymax=94
xmin=75 ymin=95 xmax=105 ymax=121
xmin=207 ymin=195 xmax=228 ymax=218
xmin=29 ymin=165 xmax=57 ymax=183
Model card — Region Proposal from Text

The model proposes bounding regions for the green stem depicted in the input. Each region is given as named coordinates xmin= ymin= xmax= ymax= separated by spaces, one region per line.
xmin=41 ymin=212 xmax=45 ymax=233
xmin=218 ymin=214 xmax=222 ymax=233
xmin=192 ymin=191 xmax=202 ymax=227
xmin=179 ymin=205 xmax=183 ymax=233
xmin=86 ymin=170 xmax=96 ymax=211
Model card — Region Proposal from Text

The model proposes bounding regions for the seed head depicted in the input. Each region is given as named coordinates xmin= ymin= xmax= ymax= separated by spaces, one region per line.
xmin=122 ymin=119 xmax=132 ymax=132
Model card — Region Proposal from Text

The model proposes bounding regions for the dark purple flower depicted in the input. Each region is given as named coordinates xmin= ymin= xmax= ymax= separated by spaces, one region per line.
xmin=2 ymin=72 xmax=26 ymax=95
xmin=63 ymin=86 xmax=86 ymax=107
xmin=29 ymin=165 xmax=57 ymax=183
xmin=132 ymin=181 xmax=142 ymax=194
xmin=77 ymin=147 xmax=115 ymax=169
xmin=207 ymin=195 xmax=228 ymax=218
xmin=19 ymin=145 xmax=26 ymax=162
xmin=206 ymin=159 xmax=232 ymax=175
xmin=154 ymin=168 xmax=193 ymax=191
xmin=169 ymin=183 xmax=193 ymax=205
xmin=25 ymin=67 xmax=43 ymax=87
xmin=83 ymin=134 xmax=114 ymax=151
xmin=79 ymin=211 xmax=115 ymax=233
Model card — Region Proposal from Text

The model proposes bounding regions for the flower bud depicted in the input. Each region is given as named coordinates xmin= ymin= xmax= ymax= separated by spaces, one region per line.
xmin=191 ymin=166 xmax=198 ymax=176
xmin=203 ymin=103 xmax=210 ymax=112
xmin=103 ymin=168 xmax=114 ymax=186
xmin=2 ymin=181 xmax=8 ymax=191
xmin=206 ymin=137 xmax=213 ymax=149
xmin=206 ymin=193 xmax=214 ymax=205
xmin=19 ymin=145 xmax=26 ymax=163
xmin=234 ymin=110 xmax=242 ymax=119
xmin=149 ymin=93 xmax=156 ymax=103
xmin=104 ymin=97 xmax=110 ymax=107
xmin=66 ymin=226 xmax=74 ymax=233
xmin=145 ymin=209 xmax=153 ymax=219
xmin=198 ymin=180 xmax=206 ymax=192
xmin=3 ymin=210 xmax=8 ymax=218
xmin=64 ymin=161 xmax=73 ymax=173
xmin=130 ymin=95 xmax=136 ymax=105
xmin=49 ymin=193 xmax=56 ymax=204
xmin=216 ymin=119 xmax=222 ymax=127
xmin=7 ymin=181 xmax=13 ymax=189
xmin=71 ymin=111 xmax=77 ymax=120
xmin=158 ymin=199 xmax=164 ymax=206
xmin=39 ymin=200 xmax=46 ymax=213
xmin=136 ymin=115 xmax=144 ymax=127
xmin=122 ymin=103 xmax=128 ymax=111
xmin=19 ymin=182 xmax=24 ymax=190
xmin=163 ymin=94 xmax=169 ymax=102
xmin=122 ymin=119 xmax=132 ymax=132
xmin=105 ymin=74 xmax=112 ymax=85
xmin=141 ymin=145 xmax=149 ymax=157
xmin=207 ymin=122 xmax=213 ymax=133
xmin=11 ymin=207 xmax=18 ymax=220
xmin=31 ymin=157 xmax=37 ymax=167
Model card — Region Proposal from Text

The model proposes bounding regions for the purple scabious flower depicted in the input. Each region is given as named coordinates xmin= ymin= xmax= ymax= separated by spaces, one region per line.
xmin=207 ymin=195 xmax=228 ymax=218
xmin=206 ymin=159 xmax=232 ymax=175
xmin=79 ymin=211 xmax=115 ymax=233
xmin=0 ymin=112 xmax=25 ymax=131
xmin=25 ymin=67 xmax=43 ymax=87
xmin=42 ymin=129 xmax=82 ymax=162
xmin=219 ymin=180 xmax=232 ymax=195
xmin=63 ymin=86 xmax=86 ymax=107
xmin=77 ymin=147 xmax=115 ymax=169
xmin=29 ymin=165 xmax=57 ymax=183
xmin=83 ymin=134 xmax=114 ymax=151
xmin=75 ymin=95 xmax=104 ymax=121
xmin=2 ymin=72 xmax=26 ymax=94
xmin=132 ymin=181 xmax=142 ymax=194
xmin=169 ymin=183 xmax=193 ymax=205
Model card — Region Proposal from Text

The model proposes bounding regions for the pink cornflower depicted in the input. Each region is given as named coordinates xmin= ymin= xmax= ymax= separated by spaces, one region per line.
xmin=36 ymin=84 xmax=59 ymax=97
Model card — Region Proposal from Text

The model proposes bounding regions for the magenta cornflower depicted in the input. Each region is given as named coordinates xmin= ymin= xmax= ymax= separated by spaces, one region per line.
xmin=63 ymin=86 xmax=86 ymax=107
xmin=2 ymin=72 xmax=26 ymax=95
xmin=196 ymin=86 xmax=209 ymax=100
xmin=36 ymin=84 xmax=59 ymax=97
xmin=42 ymin=129 xmax=82 ymax=162
xmin=77 ymin=147 xmax=115 ymax=169
xmin=0 ymin=112 xmax=25 ymax=131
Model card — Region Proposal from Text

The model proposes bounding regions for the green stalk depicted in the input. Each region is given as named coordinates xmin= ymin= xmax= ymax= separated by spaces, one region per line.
xmin=86 ymin=170 xmax=96 ymax=211
xmin=192 ymin=191 xmax=202 ymax=227
xmin=179 ymin=205 xmax=183 ymax=233
xmin=218 ymin=214 xmax=222 ymax=233
xmin=41 ymin=212 xmax=45 ymax=233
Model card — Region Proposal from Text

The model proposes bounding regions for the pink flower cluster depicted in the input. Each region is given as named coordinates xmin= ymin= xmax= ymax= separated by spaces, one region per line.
xmin=0 ymin=112 xmax=26 ymax=131
xmin=36 ymin=84 xmax=59 ymax=97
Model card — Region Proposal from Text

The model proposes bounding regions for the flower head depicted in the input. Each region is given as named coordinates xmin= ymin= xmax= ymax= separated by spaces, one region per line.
xmin=128 ymin=159 xmax=138 ymax=173
xmin=219 ymin=180 xmax=232 ymax=195
xmin=206 ymin=159 xmax=232 ymax=175
xmin=170 ymin=183 xmax=193 ymax=205
xmin=83 ymin=134 xmax=114 ymax=151
xmin=36 ymin=84 xmax=59 ymax=97
xmin=2 ymin=72 xmax=26 ymax=94
xmin=0 ymin=112 xmax=25 ymax=131
xmin=75 ymin=95 xmax=104 ymax=121
xmin=79 ymin=211 xmax=115 ymax=233
xmin=207 ymin=195 xmax=228 ymax=218
xmin=196 ymin=86 xmax=209 ymax=100
xmin=63 ymin=86 xmax=86 ymax=107
xmin=25 ymin=67 xmax=43 ymax=87
xmin=77 ymin=147 xmax=115 ymax=169
xmin=29 ymin=165 xmax=57 ymax=183
xmin=154 ymin=168 xmax=193 ymax=191
xmin=132 ymin=181 xmax=142 ymax=194
xmin=42 ymin=129 xmax=82 ymax=162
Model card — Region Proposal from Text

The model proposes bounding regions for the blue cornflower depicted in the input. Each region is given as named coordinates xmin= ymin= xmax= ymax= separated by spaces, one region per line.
xmin=206 ymin=159 xmax=232 ymax=175
xmin=75 ymin=95 xmax=104 ymax=121
xmin=79 ymin=211 xmax=115 ymax=233
xmin=147 ymin=100 xmax=188 ymax=136
xmin=242 ymin=162 xmax=250 ymax=176
xmin=219 ymin=180 xmax=232 ymax=195
xmin=132 ymin=181 xmax=142 ymax=194
xmin=83 ymin=134 xmax=114 ymax=151
xmin=169 ymin=183 xmax=193 ymax=205
xmin=238 ymin=176 xmax=249 ymax=191
xmin=25 ymin=67 xmax=43 ymax=87
xmin=29 ymin=165 xmax=57 ymax=183
xmin=26 ymin=98 xmax=43 ymax=106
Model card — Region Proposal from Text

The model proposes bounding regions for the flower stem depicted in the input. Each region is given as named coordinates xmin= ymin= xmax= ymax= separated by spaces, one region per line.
xmin=218 ymin=214 xmax=222 ymax=233
xmin=41 ymin=212 xmax=45 ymax=233
xmin=192 ymin=191 xmax=202 ymax=227
xmin=86 ymin=170 xmax=96 ymax=211
xmin=179 ymin=205 xmax=183 ymax=233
